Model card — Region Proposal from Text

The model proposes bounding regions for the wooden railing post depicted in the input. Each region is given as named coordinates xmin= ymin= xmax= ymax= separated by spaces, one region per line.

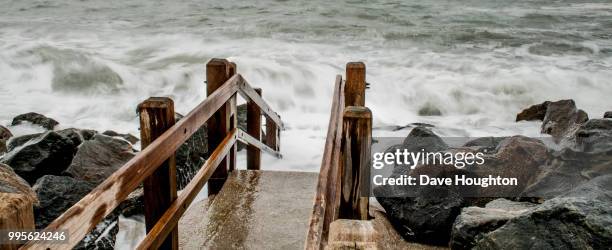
xmin=340 ymin=62 xmax=370 ymax=220
xmin=138 ymin=97 xmax=178 ymax=250
xmin=228 ymin=62 xmax=238 ymax=173
xmin=266 ymin=118 xmax=279 ymax=151
xmin=0 ymin=194 xmax=35 ymax=250
xmin=339 ymin=107 xmax=371 ymax=220
xmin=247 ymin=88 xmax=262 ymax=170
xmin=344 ymin=62 xmax=366 ymax=107
xmin=207 ymin=58 xmax=232 ymax=196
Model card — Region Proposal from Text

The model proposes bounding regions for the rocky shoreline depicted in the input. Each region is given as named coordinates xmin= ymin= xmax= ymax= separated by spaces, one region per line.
xmin=375 ymin=99 xmax=612 ymax=249
xmin=0 ymin=106 xmax=254 ymax=249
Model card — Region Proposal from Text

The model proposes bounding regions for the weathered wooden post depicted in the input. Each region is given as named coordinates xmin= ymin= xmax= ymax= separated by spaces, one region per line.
xmin=344 ymin=62 xmax=366 ymax=107
xmin=0 ymin=194 xmax=35 ymax=250
xmin=266 ymin=118 xmax=279 ymax=151
xmin=207 ymin=58 xmax=232 ymax=195
xmin=339 ymin=107 xmax=371 ymax=220
xmin=138 ymin=97 xmax=178 ymax=250
xmin=339 ymin=62 xmax=370 ymax=220
xmin=247 ymin=88 xmax=262 ymax=170
xmin=228 ymin=62 xmax=238 ymax=173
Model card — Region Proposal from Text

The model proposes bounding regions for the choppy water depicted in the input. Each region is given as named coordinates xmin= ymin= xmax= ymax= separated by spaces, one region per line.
xmin=1 ymin=0 xmax=612 ymax=170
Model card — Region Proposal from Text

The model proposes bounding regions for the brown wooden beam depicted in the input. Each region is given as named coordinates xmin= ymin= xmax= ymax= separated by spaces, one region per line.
xmin=344 ymin=62 xmax=366 ymax=107
xmin=138 ymin=97 xmax=178 ymax=250
xmin=207 ymin=58 xmax=232 ymax=196
xmin=247 ymin=88 xmax=262 ymax=170
xmin=339 ymin=106 xmax=371 ymax=220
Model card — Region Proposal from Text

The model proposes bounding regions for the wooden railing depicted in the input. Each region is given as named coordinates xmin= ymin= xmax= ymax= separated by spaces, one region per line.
xmin=305 ymin=62 xmax=372 ymax=249
xmin=20 ymin=58 xmax=283 ymax=250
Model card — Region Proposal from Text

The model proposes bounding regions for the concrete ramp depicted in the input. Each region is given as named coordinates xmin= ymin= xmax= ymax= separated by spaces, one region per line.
xmin=179 ymin=170 xmax=317 ymax=249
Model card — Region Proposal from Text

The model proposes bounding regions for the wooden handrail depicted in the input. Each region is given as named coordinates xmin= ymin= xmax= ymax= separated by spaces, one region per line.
xmin=21 ymin=60 xmax=283 ymax=250
xmin=305 ymin=75 xmax=345 ymax=249
xmin=306 ymin=62 xmax=371 ymax=249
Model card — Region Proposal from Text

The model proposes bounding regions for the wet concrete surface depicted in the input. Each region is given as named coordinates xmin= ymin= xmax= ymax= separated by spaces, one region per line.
xmin=179 ymin=170 xmax=317 ymax=249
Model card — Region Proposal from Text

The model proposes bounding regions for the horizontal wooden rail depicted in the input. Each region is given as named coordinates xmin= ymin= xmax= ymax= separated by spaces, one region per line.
xmin=237 ymin=76 xmax=284 ymax=130
xmin=22 ymin=68 xmax=283 ymax=249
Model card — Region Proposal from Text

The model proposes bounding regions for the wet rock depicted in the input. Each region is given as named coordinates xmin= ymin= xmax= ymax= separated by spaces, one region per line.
xmin=402 ymin=126 xmax=449 ymax=153
xmin=541 ymin=99 xmax=588 ymax=141
xmin=1 ymin=126 xmax=13 ymax=153
xmin=573 ymin=119 xmax=612 ymax=152
xmin=450 ymin=199 xmax=537 ymax=249
xmin=64 ymin=134 xmax=135 ymax=185
xmin=516 ymin=101 xmax=550 ymax=121
xmin=605 ymin=111 xmax=612 ymax=119
xmin=11 ymin=112 xmax=59 ymax=130
xmin=175 ymin=113 xmax=208 ymax=190
xmin=102 ymin=130 xmax=139 ymax=145
xmin=521 ymin=147 xmax=612 ymax=198
xmin=33 ymin=175 xmax=95 ymax=228
xmin=418 ymin=102 xmax=442 ymax=116
xmin=57 ymin=128 xmax=85 ymax=146
xmin=1 ymin=131 xmax=78 ymax=184
xmin=0 ymin=163 xmax=38 ymax=204
xmin=475 ymin=136 xmax=548 ymax=197
xmin=475 ymin=175 xmax=612 ymax=249
xmin=6 ymin=133 xmax=42 ymax=151
xmin=375 ymin=135 xmax=548 ymax=245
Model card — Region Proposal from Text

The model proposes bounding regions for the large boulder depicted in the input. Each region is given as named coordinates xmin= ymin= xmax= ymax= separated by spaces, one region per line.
xmin=375 ymin=134 xmax=549 ymax=245
xmin=102 ymin=130 xmax=139 ymax=145
xmin=516 ymin=101 xmax=550 ymax=122
xmin=33 ymin=175 xmax=95 ymax=228
xmin=0 ymin=163 xmax=38 ymax=204
xmin=475 ymin=175 xmax=612 ymax=249
xmin=64 ymin=134 xmax=135 ymax=185
xmin=175 ymin=113 xmax=208 ymax=190
xmin=11 ymin=112 xmax=59 ymax=130
xmin=541 ymin=100 xmax=588 ymax=141
xmin=1 ymin=131 xmax=78 ymax=184
xmin=450 ymin=199 xmax=537 ymax=249
xmin=0 ymin=125 xmax=12 ymax=154
xmin=521 ymin=147 xmax=612 ymax=198
xmin=604 ymin=111 xmax=612 ymax=119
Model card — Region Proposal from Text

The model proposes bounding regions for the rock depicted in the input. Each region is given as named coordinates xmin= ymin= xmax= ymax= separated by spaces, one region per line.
xmin=516 ymin=101 xmax=550 ymax=121
xmin=475 ymin=175 xmax=612 ymax=249
xmin=541 ymin=99 xmax=588 ymax=141
xmin=474 ymin=136 xmax=548 ymax=197
xmin=402 ymin=126 xmax=449 ymax=153
xmin=0 ymin=163 xmax=38 ymax=204
xmin=1 ymin=131 xmax=78 ymax=184
xmin=0 ymin=125 xmax=12 ymax=141
xmin=521 ymin=147 xmax=612 ymax=198
xmin=64 ymin=134 xmax=135 ymax=185
xmin=375 ymin=135 xmax=548 ymax=245
xmin=573 ymin=119 xmax=612 ymax=152
xmin=102 ymin=130 xmax=139 ymax=145
xmin=6 ymin=133 xmax=42 ymax=151
xmin=33 ymin=175 xmax=95 ymax=228
xmin=11 ymin=112 xmax=59 ymax=130
xmin=175 ymin=113 xmax=208 ymax=190
xmin=418 ymin=102 xmax=442 ymax=116
xmin=605 ymin=111 xmax=612 ymax=119
xmin=450 ymin=199 xmax=537 ymax=249
xmin=0 ymin=125 xmax=11 ymax=153
xmin=57 ymin=128 xmax=85 ymax=146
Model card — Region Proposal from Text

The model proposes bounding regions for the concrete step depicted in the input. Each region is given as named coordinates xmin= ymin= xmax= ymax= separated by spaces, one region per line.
xmin=179 ymin=170 xmax=317 ymax=249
